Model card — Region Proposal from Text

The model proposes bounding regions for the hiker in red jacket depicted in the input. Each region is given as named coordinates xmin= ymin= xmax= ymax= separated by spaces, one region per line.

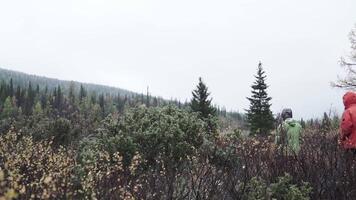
xmin=340 ymin=91 xmax=356 ymax=152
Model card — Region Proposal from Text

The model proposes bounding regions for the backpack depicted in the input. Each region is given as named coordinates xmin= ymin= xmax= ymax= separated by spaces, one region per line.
xmin=277 ymin=123 xmax=288 ymax=146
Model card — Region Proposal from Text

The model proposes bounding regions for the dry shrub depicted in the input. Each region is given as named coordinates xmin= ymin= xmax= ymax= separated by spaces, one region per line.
xmin=1 ymin=126 xmax=355 ymax=199
xmin=199 ymin=129 xmax=356 ymax=199
xmin=0 ymin=128 xmax=140 ymax=200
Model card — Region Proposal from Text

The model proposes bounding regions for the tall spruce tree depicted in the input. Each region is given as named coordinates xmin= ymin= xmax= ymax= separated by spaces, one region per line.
xmin=190 ymin=77 xmax=216 ymax=119
xmin=24 ymin=82 xmax=35 ymax=115
xmin=79 ymin=84 xmax=87 ymax=102
xmin=8 ymin=78 xmax=14 ymax=97
xmin=68 ymin=81 xmax=76 ymax=105
xmin=246 ymin=62 xmax=274 ymax=135
xmin=55 ymin=85 xmax=63 ymax=110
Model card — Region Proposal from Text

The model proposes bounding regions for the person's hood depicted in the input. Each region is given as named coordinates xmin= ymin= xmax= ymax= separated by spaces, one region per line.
xmin=343 ymin=92 xmax=356 ymax=109
xmin=281 ymin=108 xmax=293 ymax=121
xmin=284 ymin=118 xmax=297 ymax=127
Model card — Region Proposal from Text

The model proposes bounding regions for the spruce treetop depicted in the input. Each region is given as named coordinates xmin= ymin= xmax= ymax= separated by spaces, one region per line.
xmin=246 ymin=62 xmax=274 ymax=135
xmin=190 ymin=77 xmax=216 ymax=119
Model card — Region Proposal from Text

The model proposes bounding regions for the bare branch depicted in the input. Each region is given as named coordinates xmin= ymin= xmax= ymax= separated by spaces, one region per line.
xmin=339 ymin=57 xmax=356 ymax=67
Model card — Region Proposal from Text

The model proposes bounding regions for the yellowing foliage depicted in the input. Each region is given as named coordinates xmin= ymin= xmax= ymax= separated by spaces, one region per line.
xmin=0 ymin=128 xmax=139 ymax=199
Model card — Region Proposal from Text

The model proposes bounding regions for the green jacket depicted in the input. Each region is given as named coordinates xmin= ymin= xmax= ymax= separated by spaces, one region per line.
xmin=275 ymin=118 xmax=302 ymax=154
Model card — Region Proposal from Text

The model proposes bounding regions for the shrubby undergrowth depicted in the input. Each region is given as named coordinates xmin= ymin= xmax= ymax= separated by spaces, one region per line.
xmin=0 ymin=106 xmax=354 ymax=199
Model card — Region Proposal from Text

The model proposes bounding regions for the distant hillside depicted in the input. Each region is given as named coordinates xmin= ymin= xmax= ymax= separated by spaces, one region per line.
xmin=0 ymin=67 xmax=135 ymax=96
xmin=0 ymin=67 xmax=245 ymax=129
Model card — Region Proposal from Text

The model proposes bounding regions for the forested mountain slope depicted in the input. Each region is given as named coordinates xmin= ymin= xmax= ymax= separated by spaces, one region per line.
xmin=0 ymin=67 xmax=245 ymax=132
xmin=0 ymin=67 xmax=135 ymax=96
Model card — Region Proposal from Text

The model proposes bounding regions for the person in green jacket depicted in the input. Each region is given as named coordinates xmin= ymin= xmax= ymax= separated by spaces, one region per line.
xmin=275 ymin=108 xmax=302 ymax=154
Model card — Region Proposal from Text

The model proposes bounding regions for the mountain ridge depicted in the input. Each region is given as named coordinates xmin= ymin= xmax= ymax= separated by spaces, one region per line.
xmin=0 ymin=67 xmax=244 ymax=123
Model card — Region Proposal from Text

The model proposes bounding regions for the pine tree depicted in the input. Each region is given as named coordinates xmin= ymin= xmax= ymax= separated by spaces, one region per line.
xmin=190 ymin=77 xmax=216 ymax=119
xmin=246 ymin=62 xmax=274 ymax=135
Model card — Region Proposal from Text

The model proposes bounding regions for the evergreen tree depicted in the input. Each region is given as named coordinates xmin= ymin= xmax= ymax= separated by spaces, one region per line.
xmin=152 ymin=97 xmax=159 ymax=107
xmin=52 ymin=87 xmax=57 ymax=107
xmin=190 ymin=77 xmax=216 ymax=119
xmin=24 ymin=82 xmax=35 ymax=115
xmin=321 ymin=112 xmax=332 ymax=133
xmin=33 ymin=101 xmax=44 ymax=117
xmin=140 ymin=93 xmax=145 ymax=105
xmin=90 ymin=91 xmax=97 ymax=104
xmin=8 ymin=78 xmax=14 ymax=97
xmin=309 ymin=119 xmax=314 ymax=128
xmin=15 ymin=86 xmax=22 ymax=107
xmin=35 ymin=84 xmax=40 ymax=95
xmin=91 ymin=103 xmax=102 ymax=122
xmin=115 ymin=94 xmax=125 ymax=113
xmin=246 ymin=62 xmax=274 ymax=135
xmin=40 ymin=87 xmax=48 ymax=109
xmin=190 ymin=77 xmax=218 ymax=134
xmin=106 ymin=96 xmax=116 ymax=114
xmin=145 ymin=86 xmax=150 ymax=107
xmin=57 ymin=86 xmax=62 ymax=109
xmin=331 ymin=115 xmax=340 ymax=129
xmin=300 ymin=118 xmax=306 ymax=129
xmin=79 ymin=84 xmax=87 ymax=102
xmin=99 ymin=93 xmax=105 ymax=117
xmin=0 ymin=80 xmax=6 ymax=103
xmin=1 ymin=96 xmax=15 ymax=118
xmin=50 ymin=118 xmax=72 ymax=147
xmin=51 ymin=85 xmax=64 ymax=114
xmin=56 ymin=85 xmax=63 ymax=110
xmin=68 ymin=81 xmax=76 ymax=105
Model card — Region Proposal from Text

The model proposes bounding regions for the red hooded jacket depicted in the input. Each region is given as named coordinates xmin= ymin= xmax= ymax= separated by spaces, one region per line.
xmin=340 ymin=92 xmax=356 ymax=149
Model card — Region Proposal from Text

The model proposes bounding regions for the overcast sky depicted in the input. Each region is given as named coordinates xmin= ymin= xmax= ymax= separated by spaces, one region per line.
xmin=0 ymin=0 xmax=355 ymax=119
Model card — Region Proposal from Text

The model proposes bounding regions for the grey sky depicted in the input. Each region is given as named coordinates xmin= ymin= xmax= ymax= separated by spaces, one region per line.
xmin=0 ymin=0 xmax=355 ymax=119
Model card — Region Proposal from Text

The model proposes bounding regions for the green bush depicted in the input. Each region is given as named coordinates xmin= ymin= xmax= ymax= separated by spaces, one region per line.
xmin=243 ymin=173 xmax=312 ymax=200
xmin=270 ymin=173 xmax=312 ymax=200
xmin=49 ymin=117 xmax=72 ymax=147
xmin=77 ymin=106 xmax=207 ymax=199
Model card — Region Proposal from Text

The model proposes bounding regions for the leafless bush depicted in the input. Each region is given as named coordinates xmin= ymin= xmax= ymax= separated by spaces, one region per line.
xmin=193 ymin=129 xmax=356 ymax=199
